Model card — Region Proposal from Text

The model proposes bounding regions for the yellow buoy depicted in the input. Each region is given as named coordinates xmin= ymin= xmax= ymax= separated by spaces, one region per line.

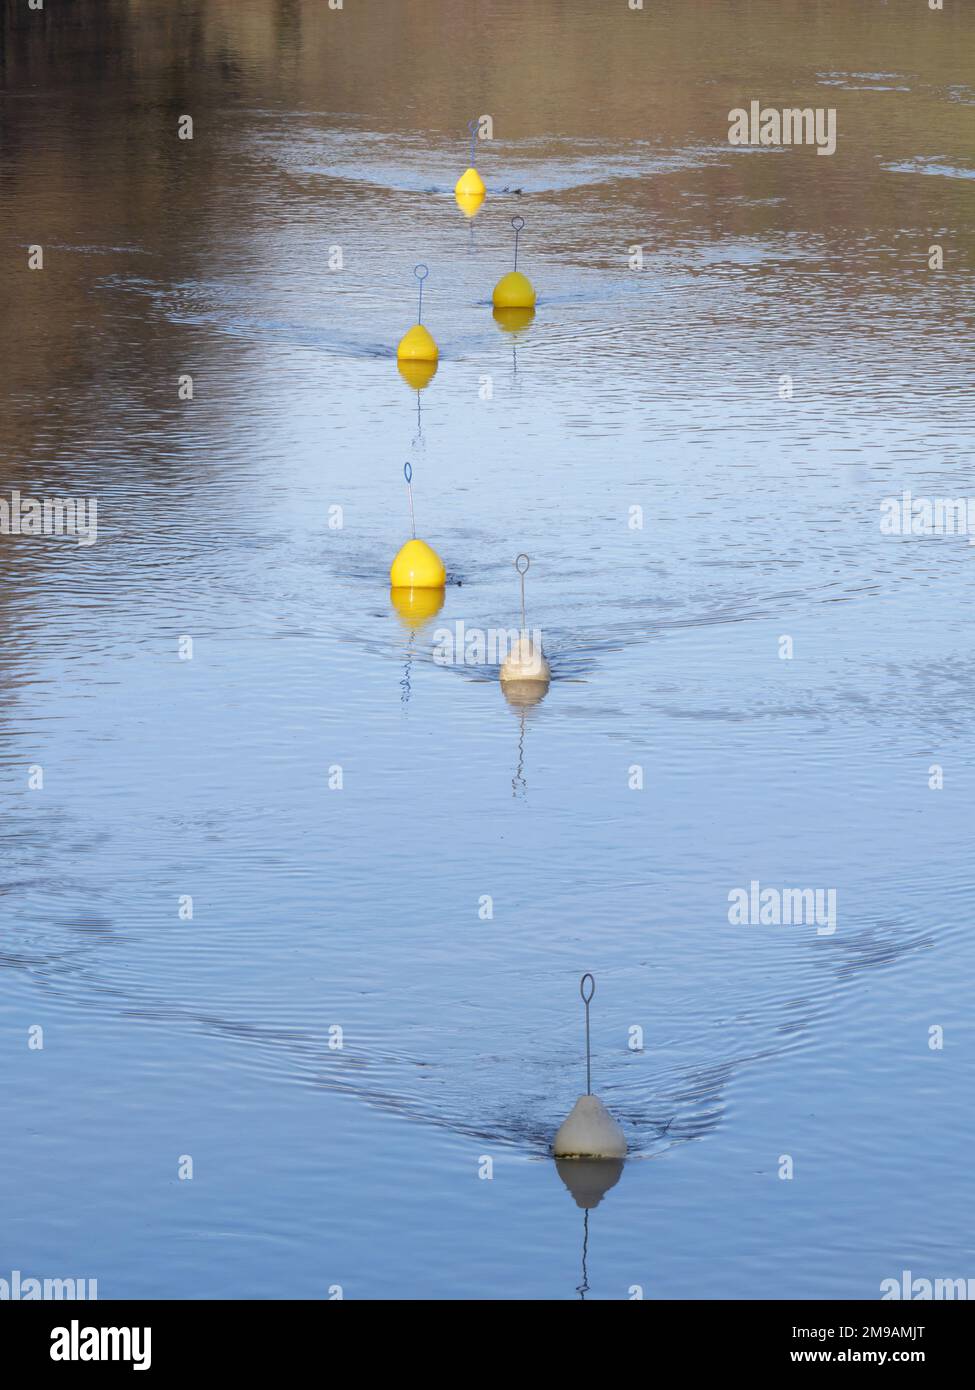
xmin=455 ymin=188 xmax=485 ymax=218
xmin=493 ymin=270 xmax=536 ymax=309
xmin=390 ymin=539 xmax=445 ymax=589
xmin=493 ymin=216 xmax=535 ymax=310
xmin=455 ymin=166 xmax=486 ymax=198
xmin=397 ymin=323 xmax=438 ymax=362
xmin=398 ymin=264 xmax=437 ymax=362
xmin=391 ymin=463 xmax=444 ymax=589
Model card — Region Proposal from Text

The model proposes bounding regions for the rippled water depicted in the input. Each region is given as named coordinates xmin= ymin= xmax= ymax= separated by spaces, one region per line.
xmin=2 ymin=0 xmax=974 ymax=1299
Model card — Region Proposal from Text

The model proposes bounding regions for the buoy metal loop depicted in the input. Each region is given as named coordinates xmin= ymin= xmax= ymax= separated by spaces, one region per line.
xmin=413 ymin=264 xmax=429 ymax=324
xmin=510 ymin=216 xmax=525 ymax=270
xmin=580 ymin=972 xmax=594 ymax=1094
xmin=514 ymin=553 xmax=531 ymax=630
xmin=404 ymin=461 xmax=416 ymax=538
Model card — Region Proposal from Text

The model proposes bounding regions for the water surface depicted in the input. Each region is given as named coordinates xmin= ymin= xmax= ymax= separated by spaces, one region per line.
xmin=1 ymin=0 xmax=973 ymax=1299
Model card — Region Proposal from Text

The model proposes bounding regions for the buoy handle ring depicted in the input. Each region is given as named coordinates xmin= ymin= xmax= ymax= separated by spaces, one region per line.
xmin=404 ymin=462 xmax=413 ymax=483
xmin=511 ymin=215 xmax=525 ymax=232
xmin=514 ymin=553 xmax=530 ymax=574
xmin=412 ymin=265 xmax=430 ymax=323
xmin=580 ymin=973 xmax=595 ymax=1003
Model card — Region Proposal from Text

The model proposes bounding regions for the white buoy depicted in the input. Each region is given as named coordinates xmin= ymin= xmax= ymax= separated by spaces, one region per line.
xmin=553 ymin=974 xmax=627 ymax=1159
xmin=554 ymin=1095 xmax=626 ymax=1159
xmin=500 ymin=632 xmax=550 ymax=683
xmin=499 ymin=554 xmax=551 ymax=687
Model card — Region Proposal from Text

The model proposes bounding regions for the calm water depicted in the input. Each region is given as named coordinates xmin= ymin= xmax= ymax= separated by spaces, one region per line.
xmin=2 ymin=0 xmax=974 ymax=1300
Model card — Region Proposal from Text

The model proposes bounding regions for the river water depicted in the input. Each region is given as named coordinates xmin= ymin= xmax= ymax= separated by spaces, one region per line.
xmin=1 ymin=0 xmax=973 ymax=1299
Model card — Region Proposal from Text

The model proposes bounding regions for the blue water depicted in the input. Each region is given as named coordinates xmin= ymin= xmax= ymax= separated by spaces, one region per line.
xmin=1 ymin=0 xmax=974 ymax=1299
